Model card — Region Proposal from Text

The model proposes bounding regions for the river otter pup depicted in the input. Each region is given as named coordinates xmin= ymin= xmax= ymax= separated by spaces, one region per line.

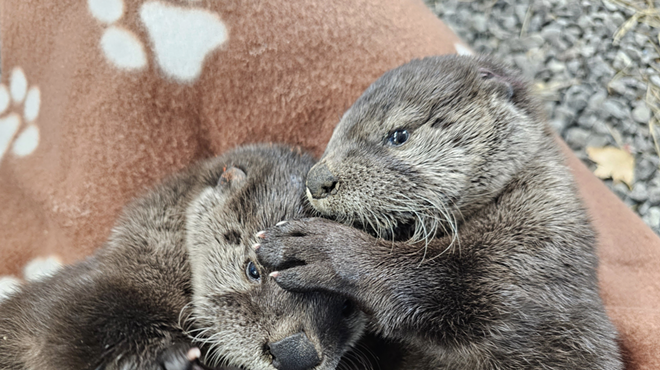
xmin=256 ymin=56 xmax=623 ymax=369
xmin=0 ymin=144 xmax=366 ymax=370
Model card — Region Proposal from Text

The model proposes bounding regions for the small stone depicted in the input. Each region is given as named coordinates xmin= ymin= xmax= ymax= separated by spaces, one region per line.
xmin=601 ymin=0 xmax=619 ymax=11
xmin=612 ymin=51 xmax=633 ymax=70
xmin=541 ymin=24 xmax=563 ymax=45
xmin=473 ymin=14 xmax=488 ymax=33
xmin=643 ymin=207 xmax=660 ymax=229
xmin=650 ymin=75 xmax=660 ymax=88
xmin=586 ymin=134 xmax=610 ymax=148
xmin=581 ymin=45 xmax=596 ymax=58
xmin=567 ymin=59 xmax=582 ymax=75
xmin=636 ymin=156 xmax=658 ymax=181
xmin=649 ymin=187 xmax=660 ymax=205
xmin=549 ymin=119 xmax=567 ymax=133
xmin=547 ymin=59 xmax=566 ymax=73
xmin=601 ymin=99 xmax=629 ymax=120
xmin=577 ymin=114 xmax=598 ymax=129
xmin=631 ymin=105 xmax=652 ymax=123
xmin=612 ymin=182 xmax=631 ymax=199
xmin=502 ymin=16 xmax=517 ymax=30
xmin=639 ymin=202 xmax=651 ymax=216
xmin=587 ymin=90 xmax=607 ymax=110
xmin=515 ymin=4 xmax=528 ymax=23
xmin=587 ymin=56 xmax=615 ymax=80
xmin=522 ymin=34 xmax=545 ymax=49
xmin=564 ymin=127 xmax=590 ymax=148
xmin=634 ymin=33 xmax=648 ymax=47
xmin=629 ymin=182 xmax=649 ymax=202
xmin=608 ymin=79 xmax=628 ymax=95
xmin=577 ymin=15 xmax=592 ymax=29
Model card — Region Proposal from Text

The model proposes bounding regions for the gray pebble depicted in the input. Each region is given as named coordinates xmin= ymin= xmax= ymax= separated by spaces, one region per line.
xmin=602 ymin=99 xmax=629 ymax=120
xmin=612 ymin=182 xmax=631 ymax=199
xmin=586 ymin=134 xmax=610 ymax=148
xmin=650 ymin=75 xmax=660 ymax=88
xmin=547 ymin=59 xmax=566 ymax=73
xmin=649 ymin=188 xmax=660 ymax=205
xmin=601 ymin=0 xmax=619 ymax=11
xmin=643 ymin=207 xmax=660 ymax=229
xmin=565 ymin=127 xmax=590 ymax=148
xmin=522 ymin=34 xmax=545 ymax=49
xmin=608 ymin=79 xmax=628 ymax=96
xmin=587 ymin=90 xmax=608 ymax=110
xmin=636 ymin=155 xmax=659 ymax=181
xmin=632 ymin=105 xmax=651 ymax=123
xmin=473 ymin=14 xmax=488 ymax=33
xmin=629 ymin=182 xmax=649 ymax=202
xmin=612 ymin=51 xmax=632 ymax=70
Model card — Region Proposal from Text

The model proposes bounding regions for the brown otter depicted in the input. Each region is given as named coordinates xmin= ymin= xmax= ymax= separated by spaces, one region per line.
xmin=256 ymin=56 xmax=623 ymax=369
xmin=0 ymin=144 xmax=367 ymax=370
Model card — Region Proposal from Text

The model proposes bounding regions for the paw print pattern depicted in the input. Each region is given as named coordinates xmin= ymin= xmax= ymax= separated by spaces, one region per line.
xmin=0 ymin=67 xmax=41 ymax=162
xmin=0 ymin=255 xmax=62 ymax=303
xmin=88 ymin=0 xmax=228 ymax=83
xmin=454 ymin=43 xmax=473 ymax=56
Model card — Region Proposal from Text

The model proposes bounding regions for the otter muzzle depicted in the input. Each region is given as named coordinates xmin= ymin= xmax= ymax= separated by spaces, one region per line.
xmin=306 ymin=163 xmax=338 ymax=199
xmin=268 ymin=332 xmax=321 ymax=370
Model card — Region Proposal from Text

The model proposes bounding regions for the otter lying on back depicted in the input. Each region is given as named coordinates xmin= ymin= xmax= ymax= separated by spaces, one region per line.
xmin=256 ymin=56 xmax=623 ymax=369
xmin=0 ymin=144 xmax=366 ymax=370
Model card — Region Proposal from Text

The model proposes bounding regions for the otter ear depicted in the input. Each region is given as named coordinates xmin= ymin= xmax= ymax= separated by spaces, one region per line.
xmin=479 ymin=68 xmax=515 ymax=100
xmin=218 ymin=166 xmax=247 ymax=189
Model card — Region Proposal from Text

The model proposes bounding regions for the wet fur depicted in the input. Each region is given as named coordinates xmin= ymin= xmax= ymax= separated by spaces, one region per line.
xmin=0 ymin=144 xmax=366 ymax=370
xmin=256 ymin=56 xmax=623 ymax=369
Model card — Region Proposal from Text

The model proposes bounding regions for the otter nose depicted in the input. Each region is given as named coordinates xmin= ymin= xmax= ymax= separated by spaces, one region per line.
xmin=268 ymin=332 xmax=321 ymax=370
xmin=306 ymin=163 xmax=338 ymax=199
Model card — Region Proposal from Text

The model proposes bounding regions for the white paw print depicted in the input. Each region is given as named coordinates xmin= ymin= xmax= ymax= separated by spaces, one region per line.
xmin=454 ymin=43 xmax=473 ymax=56
xmin=0 ymin=255 xmax=62 ymax=303
xmin=0 ymin=67 xmax=41 ymax=162
xmin=88 ymin=0 xmax=228 ymax=83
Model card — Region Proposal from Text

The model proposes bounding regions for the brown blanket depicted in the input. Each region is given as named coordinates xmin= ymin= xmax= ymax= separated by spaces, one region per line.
xmin=0 ymin=0 xmax=657 ymax=368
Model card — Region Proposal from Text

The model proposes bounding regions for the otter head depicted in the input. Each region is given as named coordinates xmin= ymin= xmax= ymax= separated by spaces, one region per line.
xmin=185 ymin=145 xmax=366 ymax=370
xmin=307 ymin=55 xmax=546 ymax=243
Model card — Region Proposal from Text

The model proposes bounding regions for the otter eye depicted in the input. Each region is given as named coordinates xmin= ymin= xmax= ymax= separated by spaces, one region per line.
xmin=246 ymin=261 xmax=261 ymax=282
xmin=342 ymin=300 xmax=355 ymax=318
xmin=388 ymin=129 xmax=409 ymax=146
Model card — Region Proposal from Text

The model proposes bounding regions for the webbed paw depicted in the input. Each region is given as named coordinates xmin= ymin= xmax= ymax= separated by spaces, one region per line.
xmin=255 ymin=218 xmax=366 ymax=297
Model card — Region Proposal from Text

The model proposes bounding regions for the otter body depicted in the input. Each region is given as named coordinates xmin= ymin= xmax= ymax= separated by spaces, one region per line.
xmin=0 ymin=144 xmax=366 ymax=370
xmin=257 ymin=56 xmax=623 ymax=369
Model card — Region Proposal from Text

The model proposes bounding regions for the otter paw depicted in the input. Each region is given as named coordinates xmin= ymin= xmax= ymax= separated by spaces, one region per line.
xmin=256 ymin=218 xmax=362 ymax=295
xmin=158 ymin=344 xmax=215 ymax=370
xmin=255 ymin=218 xmax=330 ymax=267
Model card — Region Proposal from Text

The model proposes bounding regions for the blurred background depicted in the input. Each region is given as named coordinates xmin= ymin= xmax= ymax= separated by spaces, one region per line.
xmin=427 ymin=0 xmax=660 ymax=234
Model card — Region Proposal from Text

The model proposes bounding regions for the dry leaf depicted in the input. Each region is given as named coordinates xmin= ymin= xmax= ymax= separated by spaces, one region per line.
xmin=586 ymin=146 xmax=635 ymax=188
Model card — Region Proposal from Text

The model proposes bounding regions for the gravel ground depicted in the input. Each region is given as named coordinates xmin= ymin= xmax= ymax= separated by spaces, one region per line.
xmin=427 ymin=0 xmax=660 ymax=234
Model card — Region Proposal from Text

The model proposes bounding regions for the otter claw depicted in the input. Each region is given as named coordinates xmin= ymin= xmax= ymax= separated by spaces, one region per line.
xmin=276 ymin=220 xmax=289 ymax=227
xmin=252 ymin=243 xmax=261 ymax=250
xmin=187 ymin=347 xmax=201 ymax=361
xmin=255 ymin=231 xmax=266 ymax=239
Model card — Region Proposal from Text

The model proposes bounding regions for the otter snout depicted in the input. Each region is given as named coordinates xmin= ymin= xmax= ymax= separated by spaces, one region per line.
xmin=268 ymin=332 xmax=321 ymax=370
xmin=306 ymin=163 xmax=338 ymax=199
